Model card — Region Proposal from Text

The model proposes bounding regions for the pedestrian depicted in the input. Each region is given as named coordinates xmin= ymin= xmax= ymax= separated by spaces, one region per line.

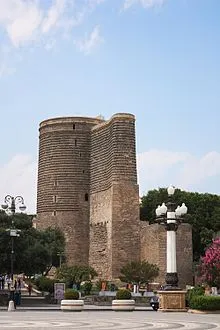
xmin=28 ymin=283 xmax=32 ymax=296
xmin=2 ymin=275 xmax=5 ymax=290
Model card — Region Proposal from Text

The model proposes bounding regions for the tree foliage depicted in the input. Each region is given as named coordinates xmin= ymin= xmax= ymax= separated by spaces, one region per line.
xmin=119 ymin=261 xmax=159 ymax=285
xmin=140 ymin=188 xmax=220 ymax=261
xmin=56 ymin=265 xmax=98 ymax=288
xmin=198 ymin=238 xmax=220 ymax=288
xmin=0 ymin=211 xmax=65 ymax=276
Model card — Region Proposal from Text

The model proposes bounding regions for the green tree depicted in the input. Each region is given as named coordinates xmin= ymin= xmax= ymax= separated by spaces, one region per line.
xmin=56 ymin=265 xmax=98 ymax=288
xmin=119 ymin=261 xmax=159 ymax=285
xmin=0 ymin=211 xmax=65 ymax=276
xmin=140 ymin=189 xmax=220 ymax=261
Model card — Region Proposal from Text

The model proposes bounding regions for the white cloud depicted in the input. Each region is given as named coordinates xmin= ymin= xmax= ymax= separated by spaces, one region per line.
xmin=0 ymin=0 xmax=106 ymax=48
xmin=74 ymin=25 xmax=104 ymax=55
xmin=123 ymin=0 xmax=166 ymax=10
xmin=1 ymin=149 xmax=220 ymax=214
xmin=137 ymin=149 xmax=220 ymax=195
xmin=0 ymin=155 xmax=37 ymax=214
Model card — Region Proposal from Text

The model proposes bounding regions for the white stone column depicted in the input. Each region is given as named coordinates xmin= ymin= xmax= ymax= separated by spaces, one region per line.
xmin=166 ymin=211 xmax=177 ymax=273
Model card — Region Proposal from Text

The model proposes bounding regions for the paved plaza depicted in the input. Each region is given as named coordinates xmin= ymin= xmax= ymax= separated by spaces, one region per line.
xmin=0 ymin=310 xmax=219 ymax=330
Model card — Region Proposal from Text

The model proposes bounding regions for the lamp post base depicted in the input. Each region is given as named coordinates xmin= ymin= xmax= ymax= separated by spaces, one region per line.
xmin=164 ymin=272 xmax=180 ymax=290
xmin=158 ymin=290 xmax=187 ymax=312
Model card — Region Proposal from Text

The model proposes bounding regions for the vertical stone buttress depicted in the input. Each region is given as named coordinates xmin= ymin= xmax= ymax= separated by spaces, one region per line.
xmin=89 ymin=113 xmax=140 ymax=280
xmin=36 ymin=117 xmax=104 ymax=265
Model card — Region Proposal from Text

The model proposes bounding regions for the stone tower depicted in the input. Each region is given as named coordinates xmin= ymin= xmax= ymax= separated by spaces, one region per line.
xmin=37 ymin=116 xmax=104 ymax=265
xmin=89 ymin=114 xmax=140 ymax=280
xmin=36 ymin=113 xmax=193 ymax=286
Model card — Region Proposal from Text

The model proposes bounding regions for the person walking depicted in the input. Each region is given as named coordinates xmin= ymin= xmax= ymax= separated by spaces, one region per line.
xmin=28 ymin=283 xmax=32 ymax=296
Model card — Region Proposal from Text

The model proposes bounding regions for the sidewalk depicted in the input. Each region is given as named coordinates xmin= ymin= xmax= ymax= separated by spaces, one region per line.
xmin=0 ymin=304 xmax=152 ymax=311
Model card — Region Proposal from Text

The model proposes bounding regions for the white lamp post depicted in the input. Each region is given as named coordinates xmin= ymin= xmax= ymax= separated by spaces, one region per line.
xmin=155 ymin=185 xmax=187 ymax=289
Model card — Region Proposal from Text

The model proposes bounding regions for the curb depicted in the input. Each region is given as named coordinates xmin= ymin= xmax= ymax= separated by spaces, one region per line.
xmin=188 ymin=309 xmax=220 ymax=314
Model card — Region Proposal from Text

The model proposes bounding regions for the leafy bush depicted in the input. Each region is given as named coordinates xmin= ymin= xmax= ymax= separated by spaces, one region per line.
xmin=35 ymin=276 xmax=56 ymax=294
xmin=81 ymin=281 xmax=93 ymax=295
xmin=186 ymin=285 xmax=205 ymax=307
xmin=116 ymin=289 xmax=132 ymax=300
xmin=64 ymin=289 xmax=79 ymax=300
xmin=187 ymin=286 xmax=205 ymax=301
xmin=189 ymin=295 xmax=220 ymax=310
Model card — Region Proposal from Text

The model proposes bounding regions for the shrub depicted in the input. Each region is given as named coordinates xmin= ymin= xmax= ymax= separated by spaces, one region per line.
xmin=35 ymin=276 xmax=56 ymax=294
xmin=189 ymin=295 xmax=220 ymax=311
xmin=64 ymin=289 xmax=79 ymax=300
xmin=81 ymin=281 xmax=93 ymax=295
xmin=186 ymin=285 xmax=205 ymax=307
xmin=116 ymin=289 xmax=132 ymax=300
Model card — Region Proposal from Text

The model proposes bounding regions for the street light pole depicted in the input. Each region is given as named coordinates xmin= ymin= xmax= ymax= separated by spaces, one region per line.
xmin=1 ymin=195 xmax=26 ymax=281
xmin=155 ymin=185 xmax=187 ymax=290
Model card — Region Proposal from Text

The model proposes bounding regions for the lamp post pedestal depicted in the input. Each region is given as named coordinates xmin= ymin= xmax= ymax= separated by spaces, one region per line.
xmin=158 ymin=290 xmax=187 ymax=312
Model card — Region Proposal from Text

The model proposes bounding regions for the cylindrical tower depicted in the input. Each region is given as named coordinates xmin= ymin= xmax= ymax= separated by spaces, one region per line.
xmin=37 ymin=116 xmax=104 ymax=265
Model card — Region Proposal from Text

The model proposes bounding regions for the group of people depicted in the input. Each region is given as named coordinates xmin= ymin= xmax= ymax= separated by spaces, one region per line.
xmin=0 ymin=274 xmax=23 ymax=290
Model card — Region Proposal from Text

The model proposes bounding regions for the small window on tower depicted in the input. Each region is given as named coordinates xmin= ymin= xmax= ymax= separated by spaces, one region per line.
xmin=75 ymin=139 xmax=77 ymax=146
xmin=85 ymin=193 xmax=89 ymax=201
xmin=53 ymin=211 xmax=57 ymax=216
xmin=73 ymin=123 xmax=76 ymax=130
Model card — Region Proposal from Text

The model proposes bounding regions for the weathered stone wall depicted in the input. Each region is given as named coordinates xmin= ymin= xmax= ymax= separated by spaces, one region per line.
xmin=37 ymin=117 xmax=104 ymax=265
xmin=89 ymin=188 xmax=113 ymax=279
xmin=140 ymin=222 xmax=193 ymax=288
xmin=89 ymin=114 xmax=140 ymax=280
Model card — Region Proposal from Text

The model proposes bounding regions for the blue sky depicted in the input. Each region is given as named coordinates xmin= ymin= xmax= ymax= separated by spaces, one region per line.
xmin=0 ymin=0 xmax=219 ymax=213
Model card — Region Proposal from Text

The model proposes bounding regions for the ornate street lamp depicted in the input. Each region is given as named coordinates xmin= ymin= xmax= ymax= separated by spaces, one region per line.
xmin=155 ymin=185 xmax=188 ymax=290
xmin=1 ymin=195 xmax=26 ymax=281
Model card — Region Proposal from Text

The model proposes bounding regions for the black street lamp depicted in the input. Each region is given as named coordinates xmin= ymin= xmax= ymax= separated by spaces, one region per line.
xmin=155 ymin=185 xmax=187 ymax=290
xmin=1 ymin=195 xmax=26 ymax=281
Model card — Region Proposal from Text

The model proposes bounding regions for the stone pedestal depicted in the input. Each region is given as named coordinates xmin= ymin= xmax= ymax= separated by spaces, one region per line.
xmin=158 ymin=290 xmax=187 ymax=312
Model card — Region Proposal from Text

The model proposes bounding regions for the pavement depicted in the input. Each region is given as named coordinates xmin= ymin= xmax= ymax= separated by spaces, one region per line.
xmin=0 ymin=309 xmax=220 ymax=330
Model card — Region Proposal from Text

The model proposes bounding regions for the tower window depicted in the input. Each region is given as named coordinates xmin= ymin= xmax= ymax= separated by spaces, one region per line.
xmin=53 ymin=211 xmax=57 ymax=216
xmin=73 ymin=123 xmax=76 ymax=130
xmin=53 ymin=195 xmax=57 ymax=203
xmin=75 ymin=139 xmax=77 ymax=146
xmin=85 ymin=193 xmax=89 ymax=201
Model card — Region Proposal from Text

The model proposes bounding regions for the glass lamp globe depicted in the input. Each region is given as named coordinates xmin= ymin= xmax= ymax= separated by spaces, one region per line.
xmin=175 ymin=205 xmax=182 ymax=217
xmin=19 ymin=204 xmax=26 ymax=212
xmin=180 ymin=203 xmax=187 ymax=215
xmin=160 ymin=202 xmax=167 ymax=215
xmin=1 ymin=203 xmax=8 ymax=210
xmin=156 ymin=205 xmax=162 ymax=217
xmin=167 ymin=185 xmax=175 ymax=196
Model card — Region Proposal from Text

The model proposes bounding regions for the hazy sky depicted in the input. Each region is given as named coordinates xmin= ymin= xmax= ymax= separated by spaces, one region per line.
xmin=0 ymin=0 xmax=219 ymax=213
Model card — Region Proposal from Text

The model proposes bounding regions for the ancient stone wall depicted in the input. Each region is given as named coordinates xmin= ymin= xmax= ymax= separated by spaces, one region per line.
xmin=140 ymin=222 xmax=193 ymax=288
xmin=89 ymin=114 xmax=140 ymax=279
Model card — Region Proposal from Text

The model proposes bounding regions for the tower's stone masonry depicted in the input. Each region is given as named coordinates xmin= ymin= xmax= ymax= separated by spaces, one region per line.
xmin=37 ymin=117 xmax=104 ymax=265
xmin=37 ymin=113 xmax=193 ymax=286
xmin=89 ymin=114 xmax=140 ymax=280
